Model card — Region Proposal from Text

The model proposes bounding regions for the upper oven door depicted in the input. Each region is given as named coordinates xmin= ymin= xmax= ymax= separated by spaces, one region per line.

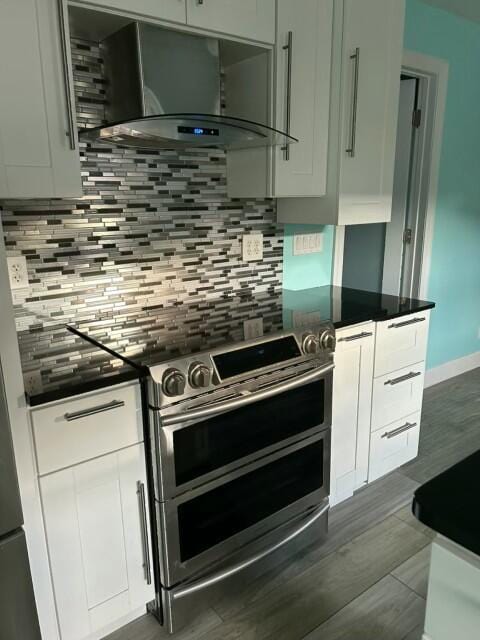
xmin=152 ymin=364 xmax=333 ymax=501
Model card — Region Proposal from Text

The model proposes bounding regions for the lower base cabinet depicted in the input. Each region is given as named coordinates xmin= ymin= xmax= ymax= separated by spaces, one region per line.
xmin=40 ymin=443 xmax=154 ymax=640
xmin=368 ymin=411 xmax=421 ymax=482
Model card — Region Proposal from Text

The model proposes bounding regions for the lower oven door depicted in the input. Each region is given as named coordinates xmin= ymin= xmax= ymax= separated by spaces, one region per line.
xmin=152 ymin=363 xmax=333 ymax=501
xmin=157 ymin=430 xmax=330 ymax=588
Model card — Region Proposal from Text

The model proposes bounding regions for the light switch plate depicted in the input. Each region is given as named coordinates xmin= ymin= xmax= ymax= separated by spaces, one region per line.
xmin=293 ymin=233 xmax=323 ymax=256
xmin=242 ymin=233 xmax=263 ymax=261
xmin=7 ymin=256 xmax=29 ymax=290
xmin=292 ymin=311 xmax=323 ymax=329
xmin=244 ymin=318 xmax=263 ymax=340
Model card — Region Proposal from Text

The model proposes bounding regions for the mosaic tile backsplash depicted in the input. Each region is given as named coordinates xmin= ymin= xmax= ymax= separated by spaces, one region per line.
xmin=1 ymin=38 xmax=282 ymax=396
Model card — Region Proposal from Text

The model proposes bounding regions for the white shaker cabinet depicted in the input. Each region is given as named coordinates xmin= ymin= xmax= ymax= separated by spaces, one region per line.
xmin=79 ymin=0 xmax=187 ymax=24
xmin=277 ymin=0 xmax=405 ymax=225
xmin=0 ymin=0 xmax=81 ymax=198
xmin=186 ymin=0 xmax=275 ymax=43
xmin=330 ymin=323 xmax=374 ymax=506
xmin=40 ymin=443 xmax=154 ymax=640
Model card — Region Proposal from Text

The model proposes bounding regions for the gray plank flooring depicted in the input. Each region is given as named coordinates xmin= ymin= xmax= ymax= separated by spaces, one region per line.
xmin=104 ymin=368 xmax=480 ymax=640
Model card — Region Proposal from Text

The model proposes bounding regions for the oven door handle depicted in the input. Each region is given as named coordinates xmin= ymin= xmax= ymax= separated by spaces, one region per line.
xmin=171 ymin=500 xmax=329 ymax=601
xmin=159 ymin=362 xmax=334 ymax=427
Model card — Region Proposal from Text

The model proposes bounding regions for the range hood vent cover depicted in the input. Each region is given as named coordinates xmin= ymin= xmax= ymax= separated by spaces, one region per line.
xmin=79 ymin=23 xmax=297 ymax=151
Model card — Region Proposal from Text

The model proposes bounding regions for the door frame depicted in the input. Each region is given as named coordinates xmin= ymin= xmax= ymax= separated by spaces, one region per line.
xmin=333 ymin=50 xmax=449 ymax=301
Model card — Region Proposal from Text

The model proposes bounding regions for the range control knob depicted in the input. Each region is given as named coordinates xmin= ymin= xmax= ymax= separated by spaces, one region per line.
xmin=162 ymin=368 xmax=186 ymax=397
xmin=319 ymin=329 xmax=336 ymax=352
xmin=188 ymin=362 xmax=212 ymax=389
xmin=302 ymin=333 xmax=320 ymax=355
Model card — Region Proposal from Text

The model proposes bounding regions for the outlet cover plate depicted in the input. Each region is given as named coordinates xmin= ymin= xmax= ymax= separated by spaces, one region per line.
xmin=7 ymin=256 xmax=29 ymax=290
xmin=293 ymin=233 xmax=323 ymax=256
xmin=242 ymin=233 xmax=263 ymax=262
xmin=24 ymin=370 xmax=43 ymax=396
xmin=244 ymin=318 xmax=264 ymax=340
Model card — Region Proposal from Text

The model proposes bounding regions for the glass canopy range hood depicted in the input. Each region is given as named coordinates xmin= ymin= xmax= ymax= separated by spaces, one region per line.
xmin=79 ymin=23 xmax=297 ymax=151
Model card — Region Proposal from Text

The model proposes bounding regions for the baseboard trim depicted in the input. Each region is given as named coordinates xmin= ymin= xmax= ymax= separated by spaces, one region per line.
xmin=425 ymin=351 xmax=480 ymax=388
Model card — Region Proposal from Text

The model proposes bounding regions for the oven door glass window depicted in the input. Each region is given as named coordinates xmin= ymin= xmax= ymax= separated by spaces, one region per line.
xmin=177 ymin=439 xmax=324 ymax=562
xmin=173 ymin=380 xmax=325 ymax=486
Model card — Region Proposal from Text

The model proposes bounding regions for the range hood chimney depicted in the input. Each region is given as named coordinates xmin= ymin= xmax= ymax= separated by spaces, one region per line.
xmin=80 ymin=23 xmax=297 ymax=151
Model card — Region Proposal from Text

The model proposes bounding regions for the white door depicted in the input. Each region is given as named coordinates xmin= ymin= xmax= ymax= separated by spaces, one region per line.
xmin=80 ymin=0 xmax=186 ymax=23
xmin=330 ymin=324 xmax=375 ymax=505
xmin=0 ymin=0 xmax=81 ymax=198
xmin=40 ymin=444 xmax=153 ymax=640
xmin=338 ymin=0 xmax=405 ymax=225
xmin=274 ymin=0 xmax=332 ymax=197
xmin=186 ymin=0 xmax=275 ymax=43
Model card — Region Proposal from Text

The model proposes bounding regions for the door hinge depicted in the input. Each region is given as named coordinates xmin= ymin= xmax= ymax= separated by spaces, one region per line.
xmin=403 ymin=228 xmax=413 ymax=244
xmin=412 ymin=109 xmax=422 ymax=128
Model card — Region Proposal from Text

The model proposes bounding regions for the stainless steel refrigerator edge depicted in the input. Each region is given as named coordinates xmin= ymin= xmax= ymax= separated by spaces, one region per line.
xmin=0 ymin=357 xmax=41 ymax=639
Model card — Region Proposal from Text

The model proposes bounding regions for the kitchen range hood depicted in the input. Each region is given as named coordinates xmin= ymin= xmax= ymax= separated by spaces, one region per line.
xmin=80 ymin=23 xmax=297 ymax=151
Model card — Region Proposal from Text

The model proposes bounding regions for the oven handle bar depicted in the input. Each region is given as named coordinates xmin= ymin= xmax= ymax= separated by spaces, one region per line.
xmin=159 ymin=362 xmax=334 ymax=427
xmin=171 ymin=500 xmax=329 ymax=601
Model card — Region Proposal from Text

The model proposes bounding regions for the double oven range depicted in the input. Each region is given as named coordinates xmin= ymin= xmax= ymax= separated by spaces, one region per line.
xmin=146 ymin=323 xmax=335 ymax=632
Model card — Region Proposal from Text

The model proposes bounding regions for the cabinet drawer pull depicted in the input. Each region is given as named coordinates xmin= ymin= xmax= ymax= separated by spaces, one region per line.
xmin=384 ymin=371 xmax=422 ymax=386
xmin=381 ymin=421 xmax=417 ymax=439
xmin=56 ymin=0 xmax=76 ymax=151
xmin=388 ymin=317 xmax=426 ymax=329
xmin=281 ymin=30 xmax=293 ymax=161
xmin=338 ymin=331 xmax=373 ymax=343
xmin=64 ymin=400 xmax=125 ymax=421
xmin=137 ymin=481 xmax=152 ymax=585
xmin=346 ymin=47 xmax=360 ymax=157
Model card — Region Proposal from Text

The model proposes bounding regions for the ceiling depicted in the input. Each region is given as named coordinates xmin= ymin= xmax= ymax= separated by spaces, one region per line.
xmin=421 ymin=0 xmax=480 ymax=23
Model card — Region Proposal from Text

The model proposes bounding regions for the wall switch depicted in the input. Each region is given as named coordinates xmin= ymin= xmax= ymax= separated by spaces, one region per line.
xmin=293 ymin=232 xmax=323 ymax=256
xmin=242 ymin=233 xmax=263 ymax=262
xmin=244 ymin=318 xmax=263 ymax=340
xmin=7 ymin=256 xmax=29 ymax=290
xmin=24 ymin=370 xmax=43 ymax=396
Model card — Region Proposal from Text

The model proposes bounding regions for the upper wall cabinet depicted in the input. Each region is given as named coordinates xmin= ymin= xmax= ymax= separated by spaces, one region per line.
xmin=0 ymin=0 xmax=81 ymax=199
xmin=227 ymin=0 xmax=333 ymax=198
xmin=79 ymin=0 xmax=187 ymax=23
xmin=277 ymin=0 xmax=406 ymax=225
xmin=186 ymin=0 xmax=275 ymax=44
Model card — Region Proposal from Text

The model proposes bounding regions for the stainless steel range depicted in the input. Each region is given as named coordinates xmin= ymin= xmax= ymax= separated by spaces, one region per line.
xmin=147 ymin=323 xmax=335 ymax=632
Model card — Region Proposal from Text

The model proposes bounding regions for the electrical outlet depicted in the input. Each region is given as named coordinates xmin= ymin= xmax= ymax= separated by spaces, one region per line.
xmin=244 ymin=318 xmax=263 ymax=340
xmin=293 ymin=233 xmax=323 ymax=256
xmin=24 ymin=370 xmax=43 ymax=396
xmin=7 ymin=256 xmax=29 ymax=290
xmin=242 ymin=233 xmax=263 ymax=262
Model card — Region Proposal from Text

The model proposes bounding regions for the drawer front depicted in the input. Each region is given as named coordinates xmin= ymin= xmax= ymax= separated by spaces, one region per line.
xmin=375 ymin=311 xmax=430 ymax=377
xmin=369 ymin=412 xmax=420 ymax=482
xmin=371 ymin=362 xmax=425 ymax=432
xmin=32 ymin=384 xmax=142 ymax=475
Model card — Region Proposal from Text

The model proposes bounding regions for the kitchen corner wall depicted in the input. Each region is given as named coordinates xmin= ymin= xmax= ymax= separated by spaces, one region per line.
xmin=283 ymin=223 xmax=335 ymax=290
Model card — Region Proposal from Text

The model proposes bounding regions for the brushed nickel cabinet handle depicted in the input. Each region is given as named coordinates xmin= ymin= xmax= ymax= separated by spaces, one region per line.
xmin=338 ymin=331 xmax=373 ymax=343
xmin=384 ymin=371 xmax=422 ymax=386
xmin=57 ymin=0 xmax=76 ymax=150
xmin=137 ymin=481 xmax=152 ymax=585
xmin=388 ymin=317 xmax=426 ymax=329
xmin=281 ymin=31 xmax=293 ymax=161
xmin=64 ymin=400 xmax=125 ymax=421
xmin=346 ymin=47 xmax=360 ymax=157
xmin=381 ymin=421 xmax=417 ymax=439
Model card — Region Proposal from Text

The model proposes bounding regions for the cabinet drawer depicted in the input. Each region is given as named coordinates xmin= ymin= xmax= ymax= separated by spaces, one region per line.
xmin=32 ymin=384 xmax=142 ymax=475
xmin=368 ymin=412 xmax=420 ymax=482
xmin=371 ymin=362 xmax=425 ymax=432
xmin=375 ymin=311 xmax=430 ymax=377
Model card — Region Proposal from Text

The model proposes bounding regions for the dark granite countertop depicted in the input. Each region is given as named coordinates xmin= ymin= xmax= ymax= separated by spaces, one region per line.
xmin=24 ymin=286 xmax=434 ymax=405
xmin=413 ymin=450 xmax=480 ymax=557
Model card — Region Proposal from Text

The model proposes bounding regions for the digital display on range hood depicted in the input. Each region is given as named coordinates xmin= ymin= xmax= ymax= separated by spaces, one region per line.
xmin=178 ymin=126 xmax=219 ymax=137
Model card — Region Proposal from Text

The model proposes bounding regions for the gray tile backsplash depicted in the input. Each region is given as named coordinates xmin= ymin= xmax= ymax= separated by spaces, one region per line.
xmin=1 ymin=38 xmax=282 ymax=396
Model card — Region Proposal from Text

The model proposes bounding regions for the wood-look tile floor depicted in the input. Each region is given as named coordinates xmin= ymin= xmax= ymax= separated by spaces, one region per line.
xmin=105 ymin=368 xmax=480 ymax=640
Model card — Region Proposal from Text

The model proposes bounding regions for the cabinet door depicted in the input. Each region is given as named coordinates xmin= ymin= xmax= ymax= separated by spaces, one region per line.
xmin=80 ymin=0 xmax=186 ymax=23
xmin=274 ymin=0 xmax=332 ymax=197
xmin=40 ymin=444 xmax=153 ymax=640
xmin=0 ymin=0 xmax=81 ymax=198
xmin=330 ymin=324 xmax=374 ymax=505
xmin=186 ymin=0 xmax=275 ymax=43
xmin=338 ymin=0 xmax=405 ymax=224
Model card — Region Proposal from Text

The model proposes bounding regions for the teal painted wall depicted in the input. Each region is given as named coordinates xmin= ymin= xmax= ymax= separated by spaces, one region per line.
xmin=404 ymin=0 xmax=480 ymax=368
xmin=282 ymin=224 xmax=334 ymax=290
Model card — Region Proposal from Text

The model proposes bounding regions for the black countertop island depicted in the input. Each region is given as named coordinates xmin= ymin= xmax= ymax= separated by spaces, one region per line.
xmin=413 ymin=450 xmax=480 ymax=557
